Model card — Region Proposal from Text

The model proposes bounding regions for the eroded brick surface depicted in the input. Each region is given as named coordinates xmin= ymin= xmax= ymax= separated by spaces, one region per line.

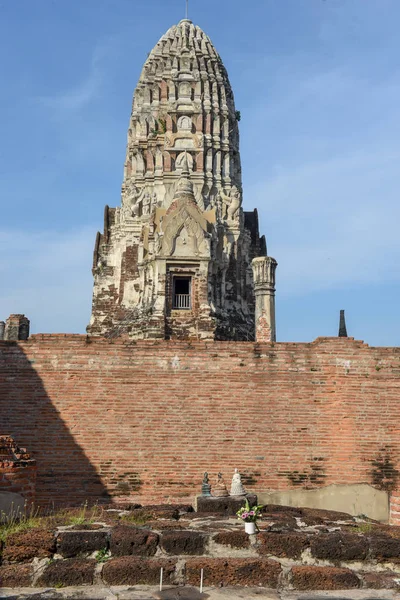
xmin=185 ymin=558 xmax=281 ymax=587
xmin=36 ymin=558 xmax=95 ymax=587
xmin=213 ymin=530 xmax=250 ymax=549
xmin=369 ymin=534 xmax=400 ymax=561
xmin=310 ymin=532 xmax=368 ymax=561
xmin=102 ymin=557 xmax=176 ymax=585
xmin=363 ymin=571 xmax=400 ymax=589
xmin=3 ymin=529 xmax=55 ymax=563
xmin=291 ymin=566 xmax=360 ymax=590
xmin=161 ymin=530 xmax=206 ymax=555
xmin=0 ymin=563 xmax=32 ymax=587
xmin=110 ymin=525 xmax=158 ymax=557
xmin=258 ymin=532 xmax=309 ymax=558
xmin=57 ymin=529 xmax=109 ymax=558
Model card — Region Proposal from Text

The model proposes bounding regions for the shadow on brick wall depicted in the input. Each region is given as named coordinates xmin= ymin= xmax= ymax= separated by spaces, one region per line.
xmin=0 ymin=341 xmax=109 ymax=507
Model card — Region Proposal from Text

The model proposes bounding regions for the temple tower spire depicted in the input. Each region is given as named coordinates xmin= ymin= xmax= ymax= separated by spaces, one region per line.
xmin=87 ymin=19 xmax=277 ymax=341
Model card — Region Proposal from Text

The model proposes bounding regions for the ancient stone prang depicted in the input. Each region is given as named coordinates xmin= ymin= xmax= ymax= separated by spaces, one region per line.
xmin=87 ymin=19 xmax=277 ymax=341
xmin=0 ymin=314 xmax=30 ymax=341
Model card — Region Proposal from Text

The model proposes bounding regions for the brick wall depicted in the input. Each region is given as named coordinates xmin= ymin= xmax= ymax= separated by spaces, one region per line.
xmin=0 ymin=436 xmax=37 ymax=504
xmin=1 ymin=336 xmax=400 ymax=519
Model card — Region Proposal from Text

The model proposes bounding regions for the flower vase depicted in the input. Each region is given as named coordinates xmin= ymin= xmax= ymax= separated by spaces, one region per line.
xmin=244 ymin=521 xmax=256 ymax=534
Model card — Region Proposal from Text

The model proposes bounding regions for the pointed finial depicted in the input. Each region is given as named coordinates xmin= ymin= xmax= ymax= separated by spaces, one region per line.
xmin=338 ymin=310 xmax=348 ymax=337
xmin=186 ymin=0 xmax=189 ymax=19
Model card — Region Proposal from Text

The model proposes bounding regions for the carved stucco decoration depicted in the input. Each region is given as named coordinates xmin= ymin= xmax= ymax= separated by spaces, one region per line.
xmin=88 ymin=18 xmax=276 ymax=342
xmin=218 ymin=185 xmax=242 ymax=222
xmin=161 ymin=198 xmax=210 ymax=257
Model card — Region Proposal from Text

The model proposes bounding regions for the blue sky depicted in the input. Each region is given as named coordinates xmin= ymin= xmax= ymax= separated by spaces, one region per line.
xmin=1 ymin=0 xmax=399 ymax=345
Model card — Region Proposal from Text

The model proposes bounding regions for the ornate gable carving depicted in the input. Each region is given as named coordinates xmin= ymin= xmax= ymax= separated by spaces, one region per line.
xmin=162 ymin=199 xmax=210 ymax=257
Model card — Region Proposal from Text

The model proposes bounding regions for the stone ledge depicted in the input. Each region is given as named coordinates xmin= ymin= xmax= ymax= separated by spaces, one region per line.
xmin=196 ymin=495 xmax=257 ymax=516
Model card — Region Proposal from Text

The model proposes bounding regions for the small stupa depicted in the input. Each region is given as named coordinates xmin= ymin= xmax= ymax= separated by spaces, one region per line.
xmin=230 ymin=468 xmax=246 ymax=496
xmin=201 ymin=472 xmax=212 ymax=497
xmin=213 ymin=472 xmax=229 ymax=497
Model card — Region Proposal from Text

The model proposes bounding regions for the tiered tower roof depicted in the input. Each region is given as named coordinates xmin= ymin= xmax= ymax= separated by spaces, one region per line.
xmin=122 ymin=18 xmax=241 ymax=216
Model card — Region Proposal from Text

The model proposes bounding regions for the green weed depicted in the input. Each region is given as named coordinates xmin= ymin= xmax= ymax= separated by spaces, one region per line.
xmin=95 ymin=547 xmax=110 ymax=563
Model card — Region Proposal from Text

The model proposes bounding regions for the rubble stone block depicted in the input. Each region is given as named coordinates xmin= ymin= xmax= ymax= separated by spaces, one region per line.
xmin=0 ymin=564 xmax=32 ymax=587
xmin=258 ymin=532 xmax=309 ymax=558
xmin=161 ymin=530 xmax=206 ymax=555
xmin=35 ymin=558 xmax=95 ymax=587
xmin=260 ymin=504 xmax=308 ymax=530
xmin=213 ymin=530 xmax=250 ymax=549
xmin=185 ymin=557 xmax=281 ymax=587
xmin=146 ymin=519 xmax=185 ymax=531
xmin=3 ymin=529 xmax=55 ymax=563
xmin=196 ymin=495 xmax=257 ymax=516
xmin=57 ymin=529 xmax=109 ymax=557
xmin=110 ymin=524 xmax=159 ymax=556
xmin=102 ymin=556 xmax=177 ymax=585
xmin=130 ymin=505 xmax=180 ymax=521
xmin=300 ymin=507 xmax=353 ymax=524
xmin=362 ymin=571 xmax=400 ymax=589
xmin=310 ymin=532 xmax=368 ymax=561
xmin=291 ymin=566 xmax=360 ymax=590
xmin=369 ymin=534 xmax=400 ymax=561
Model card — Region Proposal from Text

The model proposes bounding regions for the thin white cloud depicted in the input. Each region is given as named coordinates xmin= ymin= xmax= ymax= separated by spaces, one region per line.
xmin=35 ymin=37 xmax=117 ymax=114
xmin=39 ymin=71 xmax=101 ymax=113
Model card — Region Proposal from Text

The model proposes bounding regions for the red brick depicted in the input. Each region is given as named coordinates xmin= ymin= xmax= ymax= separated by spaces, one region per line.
xmin=1 ymin=336 xmax=400 ymax=507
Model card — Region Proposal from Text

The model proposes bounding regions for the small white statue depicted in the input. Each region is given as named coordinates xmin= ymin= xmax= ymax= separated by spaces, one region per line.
xmin=230 ymin=468 xmax=246 ymax=496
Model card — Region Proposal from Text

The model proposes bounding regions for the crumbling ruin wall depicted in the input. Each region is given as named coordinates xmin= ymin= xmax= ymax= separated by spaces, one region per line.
xmin=1 ymin=335 xmax=399 ymax=521
xmin=0 ymin=436 xmax=36 ymax=505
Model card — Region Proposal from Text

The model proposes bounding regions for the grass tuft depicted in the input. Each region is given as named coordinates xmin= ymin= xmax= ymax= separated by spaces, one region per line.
xmin=0 ymin=505 xmax=43 ymax=542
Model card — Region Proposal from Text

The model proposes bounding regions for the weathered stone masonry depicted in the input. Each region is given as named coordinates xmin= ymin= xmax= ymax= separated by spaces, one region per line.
xmin=0 ymin=436 xmax=36 ymax=505
xmin=1 ymin=335 xmax=400 ymax=522
xmin=87 ymin=19 xmax=277 ymax=342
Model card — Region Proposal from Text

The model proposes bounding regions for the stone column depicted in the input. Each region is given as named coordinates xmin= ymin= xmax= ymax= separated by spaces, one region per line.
xmin=4 ymin=314 xmax=30 ymax=341
xmin=0 ymin=321 xmax=5 ymax=340
xmin=252 ymin=256 xmax=277 ymax=342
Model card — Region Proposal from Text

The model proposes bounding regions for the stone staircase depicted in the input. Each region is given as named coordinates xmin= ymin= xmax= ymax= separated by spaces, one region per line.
xmin=1 ymin=503 xmax=400 ymax=591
